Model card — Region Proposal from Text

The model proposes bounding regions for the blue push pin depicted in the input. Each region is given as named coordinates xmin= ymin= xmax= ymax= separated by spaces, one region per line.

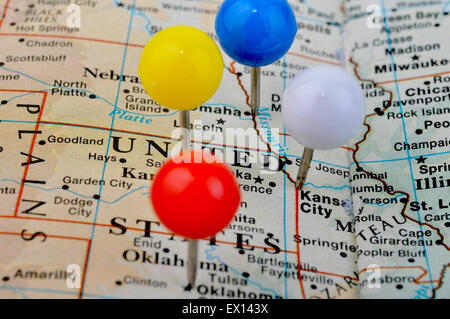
xmin=216 ymin=0 xmax=297 ymax=115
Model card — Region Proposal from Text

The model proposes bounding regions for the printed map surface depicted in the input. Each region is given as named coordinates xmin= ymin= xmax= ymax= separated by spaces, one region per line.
xmin=0 ymin=0 xmax=448 ymax=298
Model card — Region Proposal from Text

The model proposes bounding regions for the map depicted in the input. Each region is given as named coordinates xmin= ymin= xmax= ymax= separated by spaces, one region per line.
xmin=0 ymin=0 xmax=449 ymax=299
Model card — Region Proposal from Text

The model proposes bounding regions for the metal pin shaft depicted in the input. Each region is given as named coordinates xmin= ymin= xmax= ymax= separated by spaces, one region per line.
xmin=180 ymin=110 xmax=190 ymax=151
xmin=295 ymin=147 xmax=314 ymax=190
xmin=251 ymin=67 xmax=261 ymax=116
xmin=187 ymin=240 xmax=198 ymax=288
xmin=179 ymin=110 xmax=198 ymax=288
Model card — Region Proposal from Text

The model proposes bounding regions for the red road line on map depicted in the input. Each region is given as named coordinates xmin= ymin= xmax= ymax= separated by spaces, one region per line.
xmin=214 ymin=239 xmax=296 ymax=254
xmin=228 ymin=60 xmax=360 ymax=289
xmin=0 ymin=89 xmax=43 ymax=93
xmin=359 ymin=266 xmax=440 ymax=285
xmin=279 ymin=133 xmax=355 ymax=152
xmin=286 ymin=52 xmax=341 ymax=66
xmin=228 ymin=61 xmax=251 ymax=106
xmin=78 ymin=239 xmax=92 ymax=299
xmin=308 ymin=269 xmax=358 ymax=281
xmin=13 ymin=92 xmax=47 ymax=217
xmin=433 ymin=262 xmax=450 ymax=298
xmin=0 ymin=32 xmax=145 ymax=48
xmin=294 ymin=190 xmax=306 ymax=298
xmin=0 ymin=0 xmax=11 ymax=31
xmin=227 ymin=62 xmax=297 ymax=184
xmin=0 ymin=231 xmax=89 ymax=241
xmin=1 ymin=33 xmax=446 ymax=86
xmin=0 ymin=33 xmax=343 ymax=66
xmin=376 ymin=70 xmax=450 ymax=85
xmin=39 ymin=120 xmax=270 ymax=153
xmin=40 ymin=120 xmax=270 ymax=152
xmin=228 ymin=62 xmax=360 ymax=285
xmin=11 ymin=118 xmax=353 ymax=155
xmin=40 ymin=120 xmax=174 ymax=141
xmin=6 ymin=117 xmax=259 ymax=153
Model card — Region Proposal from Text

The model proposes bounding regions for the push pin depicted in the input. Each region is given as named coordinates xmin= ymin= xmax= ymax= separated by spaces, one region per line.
xmin=216 ymin=0 xmax=297 ymax=116
xmin=282 ymin=66 xmax=366 ymax=190
xmin=150 ymin=150 xmax=241 ymax=288
xmin=138 ymin=25 xmax=224 ymax=150
xmin=139 ymin=26 xmax=224 ymax=288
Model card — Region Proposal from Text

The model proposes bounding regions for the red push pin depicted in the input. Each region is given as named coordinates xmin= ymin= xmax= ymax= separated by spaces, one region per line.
xmin=151 ymin=150 xmax=241 ymax=288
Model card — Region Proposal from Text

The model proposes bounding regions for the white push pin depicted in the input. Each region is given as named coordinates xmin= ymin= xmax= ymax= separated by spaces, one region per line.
xmin=282 ymin=66 xmax=366 ymax=190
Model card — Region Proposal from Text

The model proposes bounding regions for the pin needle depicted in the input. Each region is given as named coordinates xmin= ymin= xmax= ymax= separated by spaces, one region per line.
xmin=150 ymin=151 xmax=241 ymax=290
xmin=282 ymin=66 xmax=366 ymax=189
xmin=187 ymin=239 xmax=198 ymax=288
xmin=180 ymin=110 xmax=196 ymax=288
xmin=250 ymin=67 xmax=261 ymax=116
xmin=296 ymin=148 xmax=314 ymax=190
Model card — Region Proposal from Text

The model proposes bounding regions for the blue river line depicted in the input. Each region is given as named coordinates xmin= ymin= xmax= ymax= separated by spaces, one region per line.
xmin=204 ymin=245 xmax=280 ymax=298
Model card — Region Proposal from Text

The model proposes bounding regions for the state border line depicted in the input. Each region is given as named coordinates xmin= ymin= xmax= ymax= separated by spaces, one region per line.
xmin=294 ymin=190 xmax=306 ymax=298
xmin=0 ymin=118 xmax=354 ymax=170
xmin=349 ymin=50 xmax=450 ymax=293
xmin=0 ymin=214 xmax=361 ymax=282
xmin=0 ymin=0 xmax=447 ymax=299
xmin=281 ymin=56 xmax=289 ymax=298
xmin=0 ymin=32 xmax=341 ymax=66
xmin=1 ymin=231 xmax=439 ymax=299
xmin=0 ymin=230 xmax=90 ymax=299
xmin=377 ymin=70 xmax=450 ymax=85
xmin=0 ymin=0 xmax=10 ymax=31
xmin=0 ymin=89 xmax=48 ymax=218
xmin=4 ymin=117 xmax=449 ymax=168
xmin=0 ymin=231 xmax=89 ymax=242
xmin=14 ymin=92 xmax=47 ymax=217
xmin=0 ymin=32 xmax=145 ymax=48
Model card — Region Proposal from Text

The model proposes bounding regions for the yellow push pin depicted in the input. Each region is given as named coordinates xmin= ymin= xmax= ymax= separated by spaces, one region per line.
xmin=138 ymin=25 xmax=224 ymax=150
xmin=138 ymin=25 xmax=224 ymax=289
